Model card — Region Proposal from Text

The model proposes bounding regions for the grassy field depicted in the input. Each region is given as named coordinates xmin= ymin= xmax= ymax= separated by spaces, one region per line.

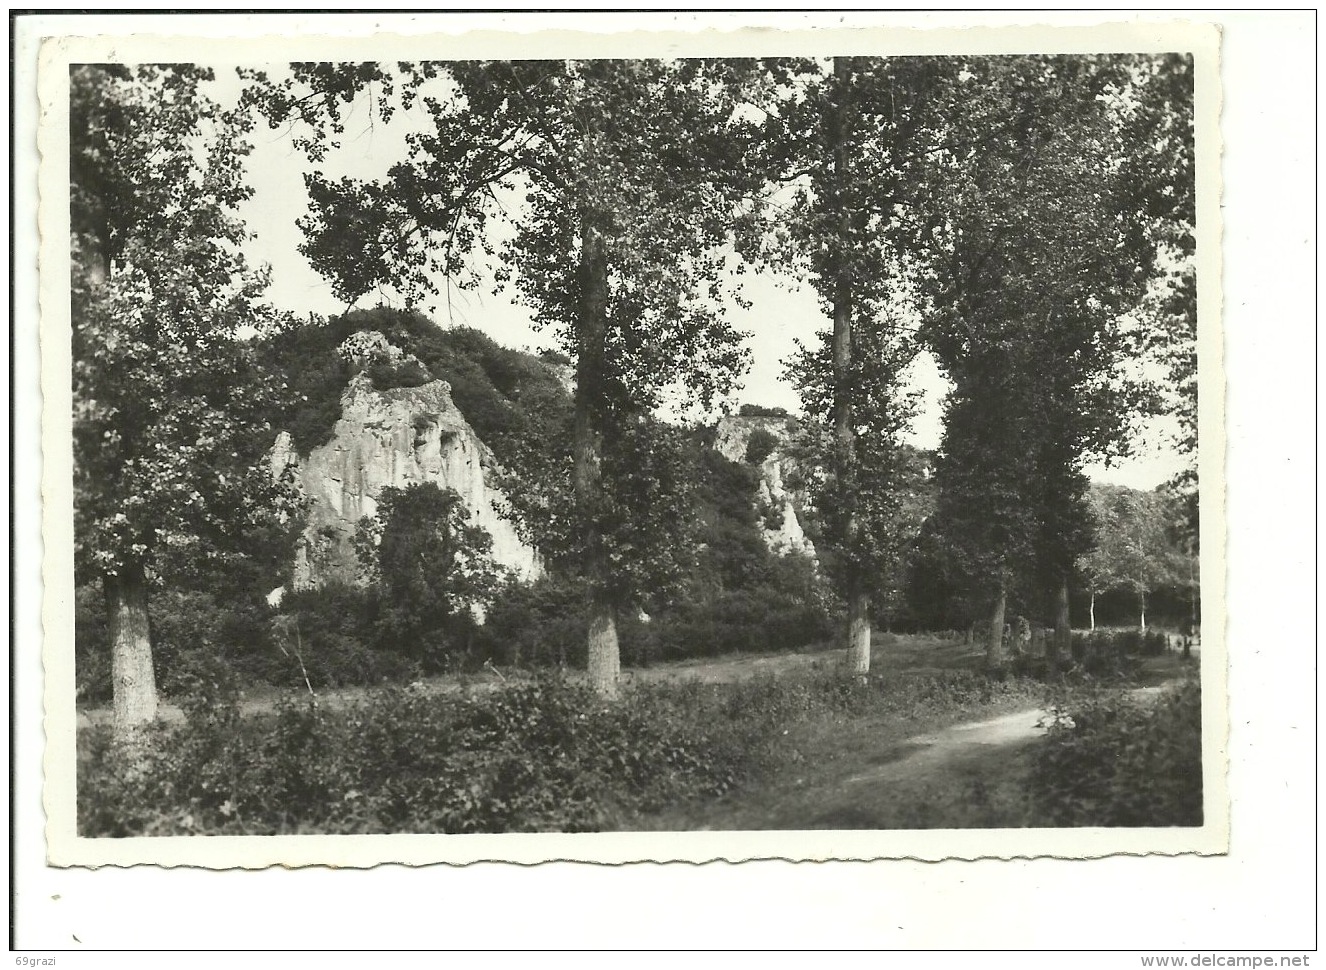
xmin=76 ymin=632 xmax=972 ymax=727
xmin=630 ymin=701 xmax=1047 ymax=830
xmin=626 ymin=644 xmax=1200 ymax=831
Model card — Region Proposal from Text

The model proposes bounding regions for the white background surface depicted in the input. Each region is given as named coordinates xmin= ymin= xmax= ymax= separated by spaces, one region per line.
xmin=9 ymin=8 xmax=1317 ymax=955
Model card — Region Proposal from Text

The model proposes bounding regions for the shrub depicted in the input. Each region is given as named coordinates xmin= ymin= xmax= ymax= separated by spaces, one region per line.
xmin=78 ymin=663 xmax=1048 ymax=837
xmin=79 ymin=675 xmax=751 ymax=835
xmin=647 ymin=553 xmax=835 ymax=661
xmin=1141 ymin=629 xmax=1169 ymax=656
xmin=366 ymin=356 xmax=433 ymax=390
xmin=74 ymin=585 xmax=292 ymax=702
xmin=649 ymin=586 xmax=833 ymax=661
xmin=476 ymin=576 xmax=664 ymax=671
xmin=758 ymin=496 xmax=787 ymax=532
xmin=356 ymin=483 xmax=504 ymax=673
xmin=1028 ymin=680 xmax=1203 ymax=826
xmin=744 ymin=427 xmax=780 ymax=466
xmin=478 ymin=577 xmax=583 ymax=669
xmin=1067 ymin=628 xmax=1171 ymax=677
xmin=276 ymin=583 xmax=416 ymax=687
xmin=151 ymin=588 xmax=285 ymax=695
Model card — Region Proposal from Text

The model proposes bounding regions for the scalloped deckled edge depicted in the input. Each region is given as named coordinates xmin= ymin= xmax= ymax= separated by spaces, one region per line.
xmin=37 ymin=16 xmax=1227 ymax=870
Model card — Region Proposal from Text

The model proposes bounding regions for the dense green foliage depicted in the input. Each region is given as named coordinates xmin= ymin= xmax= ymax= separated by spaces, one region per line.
xmin=1029 ymin=680 xmax=1203 ymax=826
xmin=79 ymin=665 xmax=1052 ymax=836
xmin=72 ymin=64 xmax=300 ymax=588
xmin=1071 ymin=627 xmax=1171 ymax=662
xmin=264 ymin=307 xmax=573 ymax=463
xmin=77 ymin=583 xmax=295 ymax=703
xmin=78 ymin=677 xmax=754 ymax=836
xmin=353 ymin=483 xmax=504 ymax=672
xmin=916 ymin=56 xmax=1190 ymax=657
xmin=1007 ymin=626 xmax=1174 ymax=681
xmin=272 ymin=583 xmax=417 ymax=687
xmin=743 ymin=427 xmax=781 ymax=466
xmin=651 ymin=555 xmax=834 ymax=661
xmin=480 ymin=576 xmax=597 ymax=669
xmin=475 ymin=440 xmax=835 ymax=667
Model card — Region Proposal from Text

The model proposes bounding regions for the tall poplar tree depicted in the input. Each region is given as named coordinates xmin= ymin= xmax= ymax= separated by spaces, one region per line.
xmin=921 ymin=55 xmax=1186 ymax=667
xmin=250 ymin=60 xmax=765 ymax=695
xmin=71 ymin=65 xmax=298 ymax=738
xmin=769 ymin=56 xmax=964 ymax=674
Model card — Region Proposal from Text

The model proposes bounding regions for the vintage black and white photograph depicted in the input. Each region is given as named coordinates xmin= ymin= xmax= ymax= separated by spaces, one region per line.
xmin=39 ymin=19 xmax=1225 ymax=867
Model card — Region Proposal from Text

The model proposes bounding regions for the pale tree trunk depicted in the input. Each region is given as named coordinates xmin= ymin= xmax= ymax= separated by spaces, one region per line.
xmin=91 ymin=235 xmax=159 ymax=738
xmin=105 ymin=563 xmax=157 ymax=740
xmin=846 ymin=583 xmax=871 ymax=676
xmin=586 ymin=591 xmax=620 ymax=696
xmin=576 ymin=217 xmax=619 ymax=698
xmin=1088 ymin=589 xmax=1096 ymax=630
xmin=830 ymin=57 xmax=869 ymax=677
xmin=86 ymin=232 xmax=159 ymax=736
xmin=1139 ymin=589 xmax=1147 ymax=631
xmin=987 ymin=585 xmax=1007 ymax=669
xmin=1050 ymin=578 xmax=1071 ymax=675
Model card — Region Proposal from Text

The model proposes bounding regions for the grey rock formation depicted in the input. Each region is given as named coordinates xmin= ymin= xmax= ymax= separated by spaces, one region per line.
xmin=271 ymin=370 xmax=541 ymax=590
xmin=269 ymin=330 xmax=815 ymax=595
xmin=713 ymin=414 xmax=817 ymax=560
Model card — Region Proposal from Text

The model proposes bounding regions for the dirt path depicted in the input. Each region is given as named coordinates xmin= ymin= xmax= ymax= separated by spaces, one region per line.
xmin=77 ymin=633 xmax=1001 ymax=729
xmin=652 ymin=674 xmax=1188 ymax=830
xmin=74 ymin=642 xmax=880 ymax=728
xmin=812 ymin=681 xmax=1189 ymax=828
xmin=844 ymin=684 xmax=1170 ymax=788
xmin=770 ymin=707 xmax=1052 ymax=830
xmin=842 ymin=706 xmax=1049 ymax=789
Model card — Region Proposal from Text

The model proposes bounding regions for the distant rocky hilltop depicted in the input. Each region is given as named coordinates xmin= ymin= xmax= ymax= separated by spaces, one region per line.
xmin=270 ymin=353 xmax=541 ymax=591
xmin=713 ymin=413 xmax=817 ymax=560
xmin=271 ymin=329 xmax=817 ymax=593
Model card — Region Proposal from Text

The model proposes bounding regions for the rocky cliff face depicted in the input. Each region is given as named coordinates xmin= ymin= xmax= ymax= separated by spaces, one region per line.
xmin=270 ymin=329 xmax=814 ymax=593
xmin=271 ymin=372 xmax=541 ymax=590
xmin=713 ymin=415 xmax=817 ymax=560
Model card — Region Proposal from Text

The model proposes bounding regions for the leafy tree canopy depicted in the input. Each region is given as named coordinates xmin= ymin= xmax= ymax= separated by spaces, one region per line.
xmin=918 ymin=55 xmax=1191 ymax=616
xmin=1079 ymin=483 xmax=1193 ymax=598
xmin=72 ymin=64 xmax=300 ymax=589
xmin=249 ymin=59 xmax=769 ymax=415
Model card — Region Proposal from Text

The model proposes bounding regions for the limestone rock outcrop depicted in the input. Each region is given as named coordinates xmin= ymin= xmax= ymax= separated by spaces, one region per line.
xmin=271 ymin=371 xmax=541 ymax=590
xmin=269 ymin=329 xmax=815 ymax=592
xmin=713 ymin=414 xmax=817 ymax=560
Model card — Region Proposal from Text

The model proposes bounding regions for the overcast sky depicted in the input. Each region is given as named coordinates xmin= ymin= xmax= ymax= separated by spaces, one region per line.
xmin=233 ymin=70 xmax=1186 ymax=491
